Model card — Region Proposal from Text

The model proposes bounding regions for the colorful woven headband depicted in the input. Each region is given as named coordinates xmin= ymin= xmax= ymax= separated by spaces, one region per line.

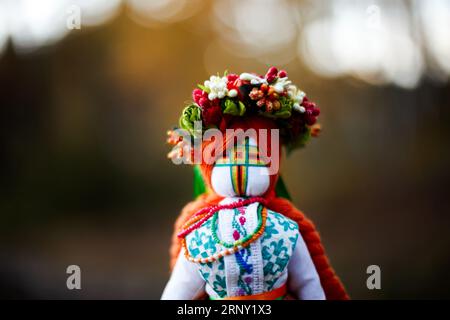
xmin=167 ymin=67 xmax=321 ymax=160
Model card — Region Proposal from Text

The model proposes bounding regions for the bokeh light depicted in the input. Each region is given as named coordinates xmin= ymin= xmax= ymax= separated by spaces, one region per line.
xmin=0 ymin=0 xmax=449 ymax=300
xmin=0 ymin=0 xmax=448 ymax=88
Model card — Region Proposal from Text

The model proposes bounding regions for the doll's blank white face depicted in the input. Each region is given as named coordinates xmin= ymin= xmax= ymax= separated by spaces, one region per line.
xmin=210 ymin=137 xmax=270 ymax=198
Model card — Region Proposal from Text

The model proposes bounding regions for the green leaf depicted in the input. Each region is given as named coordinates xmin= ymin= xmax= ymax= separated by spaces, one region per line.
xmin=238 ymin=101 xmax=246 ymax=116
xmin=223 ymin=99 xmax=238 ymax=115
xmin=179 ymin=104 xmax=202 ymax=136
xmin=259 ymin=96 xmax=293 ymax=119
xmin=272 ymin=96 xmax=293 ymax=119
xmin=197 ymin=84 xmax=210 ymax=93
xmin=222 ymin=99 xmax=246 ymax=116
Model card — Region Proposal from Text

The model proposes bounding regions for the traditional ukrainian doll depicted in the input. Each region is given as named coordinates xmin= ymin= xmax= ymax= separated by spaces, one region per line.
xmin=162 ymin=68 xmax=348 ymax=300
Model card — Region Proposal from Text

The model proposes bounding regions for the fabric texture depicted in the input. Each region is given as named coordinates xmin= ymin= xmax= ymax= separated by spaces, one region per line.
xmin=162 ymin=197 xmax=325 ymax=300
xmin=210 ymin=137 xmax=270 ymax=198
xmin=161 ymin=250 xmax=205 ymax=300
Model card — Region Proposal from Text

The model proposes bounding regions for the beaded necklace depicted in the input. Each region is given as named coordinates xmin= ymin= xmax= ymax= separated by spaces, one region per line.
xmin=211 ymin=204 xmax=263 ymax=248
xmin=178 ymin=197 xmax=268 ymax=264
xmin=177 ymin=197 xmax=266 ymax=238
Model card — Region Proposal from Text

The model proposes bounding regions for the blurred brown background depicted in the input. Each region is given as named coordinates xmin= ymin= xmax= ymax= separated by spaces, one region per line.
xmin=0 ymin=0 xmax=449 ymax=299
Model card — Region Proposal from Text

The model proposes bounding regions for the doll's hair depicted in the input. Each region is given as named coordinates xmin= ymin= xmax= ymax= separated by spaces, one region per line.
xmin=169 ymin=116 xmax=349 ymax=300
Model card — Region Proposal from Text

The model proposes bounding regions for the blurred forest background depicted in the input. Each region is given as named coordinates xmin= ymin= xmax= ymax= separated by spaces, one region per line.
xmin=0 ymin=0 xmax=449 ymax=299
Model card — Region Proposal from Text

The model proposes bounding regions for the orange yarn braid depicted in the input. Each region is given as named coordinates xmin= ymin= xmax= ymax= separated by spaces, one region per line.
xmin=264 ymin=193 xmax=349 ymax=300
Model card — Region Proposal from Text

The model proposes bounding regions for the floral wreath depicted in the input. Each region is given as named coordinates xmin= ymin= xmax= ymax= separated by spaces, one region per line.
xmin=167 ymin=67 xmax=321 ymax=160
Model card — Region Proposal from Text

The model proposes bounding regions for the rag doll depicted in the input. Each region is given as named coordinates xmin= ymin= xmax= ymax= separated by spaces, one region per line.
xmin=161 ymin=68 xmax=348 ymax=300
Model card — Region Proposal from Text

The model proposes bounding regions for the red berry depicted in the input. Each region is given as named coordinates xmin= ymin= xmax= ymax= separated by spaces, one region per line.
xmin=278 ymin=70 xmax=287 ymax=78
xmin=256 ymin=99 xmax=266 ymax=108
xmin=260 ymin=84 xmax=269 ymax=93
xmin=265 ymin=67 xmax=278 ymax=83
xmin=266 ymin=74 xmax=276 ymax=83
xmin=237 ymin=79 xmax=249 ymax=86
xmin=227 ymin=74 xmax=239 ymax=82
xmin=306 ymin=115 xmax=316 ymax=126
xmin=198 ymin=97 xmax=209 ymax=108
xmin=192 ymin=88 xmax=203 ymax=104
xmin=267 ymin=66 xmax=278 ymax=76
xmin=303 ymin=101 xmax=316 ymax=109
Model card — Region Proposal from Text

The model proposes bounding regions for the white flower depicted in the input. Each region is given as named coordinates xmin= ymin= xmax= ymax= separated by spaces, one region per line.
xmin=272 ymin=77 xmax=292 ymax=94
xmin=288 ymin=85 xmax=306 ymax=113
xmin=239 ymin=73 xmax=268 ymax=85
xmin=204 ymin=75 xmax=229 ymax=100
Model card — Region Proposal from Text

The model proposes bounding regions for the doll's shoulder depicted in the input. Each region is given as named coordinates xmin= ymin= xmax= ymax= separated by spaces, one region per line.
xmin=263 ymin=209 xmax=299 ymax=241
xmin=266 ymin=210 xmax=299 ymax=231
xmin=184 ymin=218 xmax=222 ymax=260
xmin=259 ymin=209 xmax=300 ymax=282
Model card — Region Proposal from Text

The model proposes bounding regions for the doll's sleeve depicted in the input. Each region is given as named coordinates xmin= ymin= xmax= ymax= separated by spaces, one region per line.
xmin=287 ymin=231 xmax=326 ymax=300
xmin=161 ymin=249 xmax=206 ymax=300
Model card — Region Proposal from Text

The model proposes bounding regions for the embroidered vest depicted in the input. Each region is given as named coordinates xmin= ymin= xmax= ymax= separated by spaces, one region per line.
xmin=185 ymin=202 xmax=299 ymax=298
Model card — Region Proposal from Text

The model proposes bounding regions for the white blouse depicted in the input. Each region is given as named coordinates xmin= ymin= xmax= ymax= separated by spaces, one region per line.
xmin=161 ymin=200 xmax=325 ymax=300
